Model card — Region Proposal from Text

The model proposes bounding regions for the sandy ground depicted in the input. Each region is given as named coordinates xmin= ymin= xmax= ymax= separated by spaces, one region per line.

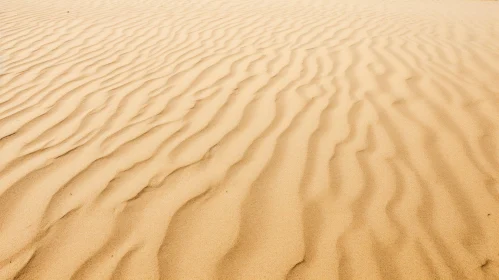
xmin=1 ymin=0 xmax=499 ymax=279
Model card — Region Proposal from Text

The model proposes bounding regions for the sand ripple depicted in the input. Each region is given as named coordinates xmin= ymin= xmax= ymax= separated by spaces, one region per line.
xmin=1 ymin=0 xmax=499 ymax=279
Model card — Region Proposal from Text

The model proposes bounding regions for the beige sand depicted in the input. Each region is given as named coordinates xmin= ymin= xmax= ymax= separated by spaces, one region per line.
xmin=1 ymin=0 xmax=499 ymax=279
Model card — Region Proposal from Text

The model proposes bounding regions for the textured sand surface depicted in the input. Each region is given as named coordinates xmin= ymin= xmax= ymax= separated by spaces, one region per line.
xmin=1 ymin=0 xmax=499 ymax=279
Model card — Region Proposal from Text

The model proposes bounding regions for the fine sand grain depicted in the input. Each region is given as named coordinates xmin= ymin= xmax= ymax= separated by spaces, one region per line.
xmin=1 ymin=0 xmax=499 ymax=279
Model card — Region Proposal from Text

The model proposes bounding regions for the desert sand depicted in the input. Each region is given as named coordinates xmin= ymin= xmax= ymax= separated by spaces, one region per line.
xmin=1 ymin=0 xmax=499 ymax=279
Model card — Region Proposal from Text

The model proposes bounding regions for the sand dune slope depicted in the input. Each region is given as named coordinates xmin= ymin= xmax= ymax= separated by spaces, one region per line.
xmin=1 ymin=0 xmax=499 ymax=279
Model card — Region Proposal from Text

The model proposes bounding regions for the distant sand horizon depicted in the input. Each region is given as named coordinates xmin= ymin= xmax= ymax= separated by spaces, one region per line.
xmin=1 ymin=0 xmax=499 ymax=279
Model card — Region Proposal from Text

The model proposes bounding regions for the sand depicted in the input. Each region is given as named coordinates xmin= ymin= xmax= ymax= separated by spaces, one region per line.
xmin=1 ymin=0 xmax=499 ymax=279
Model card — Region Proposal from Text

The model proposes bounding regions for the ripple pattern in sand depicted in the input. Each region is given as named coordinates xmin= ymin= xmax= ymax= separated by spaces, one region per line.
xmin=1 ymin=0 xmax=499 ymax=279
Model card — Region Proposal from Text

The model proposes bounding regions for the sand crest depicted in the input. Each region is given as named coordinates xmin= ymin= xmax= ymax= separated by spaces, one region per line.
xmin=1 ymin=0 xmax=499 ymax=279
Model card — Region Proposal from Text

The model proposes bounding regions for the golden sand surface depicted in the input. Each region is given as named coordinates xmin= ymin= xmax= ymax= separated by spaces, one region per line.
xmin=1 ymin=0 xmax=499 ymax=279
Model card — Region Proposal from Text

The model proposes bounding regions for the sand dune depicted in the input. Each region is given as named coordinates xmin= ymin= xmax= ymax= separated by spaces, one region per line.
xmin=1 ymin=0 xmax=499 ymax=279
